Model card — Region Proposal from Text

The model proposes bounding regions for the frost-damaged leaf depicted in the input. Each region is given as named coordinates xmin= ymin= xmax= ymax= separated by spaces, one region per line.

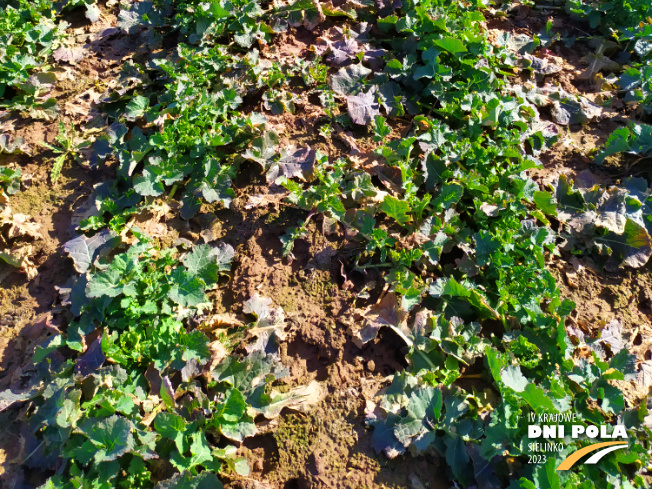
xmin=242 ymin=130 xmax=278 ymax=168
xmin=637 ymin=361 xmax=652 ymax=391
xmin=522 ymin=53 xmax=562 ymax=75
xmin=1 ymin=207 xmax=42 ymax=239
xmin=28 ymin=99 xmax=60 ymax=121
xmin=347 ymin=89 xmax=380 ymax=125
xmin=328 ymin=38 xmax=361 ymax=66
xmin=546 ymin=89 xmax=602 ymax=125
xmin=244 ymin=188 xmax=289 ymax=210
xmin=330 ymin=64 xmax=371 ymax=95
xmin=181 ymin=359 xmax=201 ymax=381
xmin=267 ymin=146 xmax=316 ymax=183
xmin=212 ymin=351 xmax=289 ymax=413
xmin=243 ymin=294 xmax=287 ymax=355
xmin=117 ymin=2 xmax=154 ymax=34
xmin=53 ymin=46 xmax=86 ymax=65
xmin=81 ymin=414 xmax=134 ymax=462
xmin=155 ymin=471 xmax=223 ymax=489
xmin=0 ymin=385 xmax=41 ymax=412
xmin=0 ymin=134 xmax=29 ymax=154
xmin=85 ymin=3 xmax=101 ymax=22
xmin=277 ymin=0 xmax=325 ymax=30
xmin=160 ymin=376 xmax=176 ymax=410
xmin=370 ymin=419 xmax=405 ymax=458
xmin=376 ymin=0 xmax=402 ymax=15
xmin=350 ymin=292 xmax=408 ymax=347
xmin=592 ymin=187 xmax=628 ymax=234
xmin=0 ymin=244 xmax=39 ymax=279
xmin=378 ymin=81 xmax=405 ymax=117
xmin=64 ymin=229 xmax=116 ymax=273
xmin=56 ymin=389 xmax=83 ymax=428
xmin=263 ymin=380 xmax=327 ymax=417
xmin=579 ymin=52 xmax=620 ymax=80
xmin=597 ymin=219 xmax=652 ymax=268
xmin=599 ymin=319 xmax=625 ymax=355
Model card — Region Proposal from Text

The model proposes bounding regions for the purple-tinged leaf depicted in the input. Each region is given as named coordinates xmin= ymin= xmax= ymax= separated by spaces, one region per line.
xmin=347 ymin=89 xmax=380 ymax=125
xmin=75 ymin=336 xmax=106 ymax=377
xmin=266 ymin=147 xmax=316 ymax=183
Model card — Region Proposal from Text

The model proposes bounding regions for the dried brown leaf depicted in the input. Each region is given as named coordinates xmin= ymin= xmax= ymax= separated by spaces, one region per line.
xmin=0 ymin=244 xmax=38 ymax=279
xmin=349 ymin=291 xmax=408 ymax=348
xmin=0 ymin=207 xmax=42 ymax=240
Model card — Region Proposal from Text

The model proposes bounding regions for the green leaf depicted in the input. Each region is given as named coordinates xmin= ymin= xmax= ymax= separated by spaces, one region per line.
xmin=154 ymin=412 xmax=188 ymax=453
xmin=221 ymin=389 xmax=247 ymax=423
xmin=125 ymin=96 xmax=149 ymax=120
xmin=433 ymin=37 xmax=467 ymax=54
xmin=134 ymin=166 xmax=165 ymax=197
xmin=189 ymin=432 xmax=213 ymax=468
xmin=55 ymin=389 xmax=82 ymax=428
xmin=33 ymin=334 xmax=64 ymax=362
xmin=86 ymin=268 xmax=123 ymax=298
xmin=533 ymin=191 xmax=557 ymax=216
xmin=219 ymin=419 xmax=258 ymax=442
xmin=533 ymin=457 xmax=560 ymax=489
xmin=520 ymin=384 xmax=557 ymax=412
xmin=81 ymin=414 xmax=134 ymax=462
xmin=182 ymin=244 xmax=219 ymax=285
xmin=169 ymin=269 xmax=206 ymax=307
xmin=381 ymin=195 xmax=411 ymax=225
xmin=180 ymin=330 xmax=211 ymax=364
xmin=445 ymin=435 xmax=470 ymax=483
xmin=436 ymin=183 xmax=464 ymax=209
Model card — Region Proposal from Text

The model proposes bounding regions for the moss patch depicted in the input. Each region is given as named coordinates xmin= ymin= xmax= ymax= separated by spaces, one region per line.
xmin=10 ymin=184 xmax=60 ymax=216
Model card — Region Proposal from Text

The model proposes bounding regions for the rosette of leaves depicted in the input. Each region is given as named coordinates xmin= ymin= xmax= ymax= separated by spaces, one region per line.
xmin=0 ymin=1 xmax=65 ymax=101
xmin=105 ymin=48 xmax=269 ymax=218
xmin=62 ymin=239 xmax=234 ymax=366
xmin=367 ymin=372 xmax=483 ymax=486
xmin=18 ymin=349 xmax=286 ymax=488
xmin=173 ymin=0 xmax=273 ymax=48
xmin=8 ymin=238 xmax=302 ymax=488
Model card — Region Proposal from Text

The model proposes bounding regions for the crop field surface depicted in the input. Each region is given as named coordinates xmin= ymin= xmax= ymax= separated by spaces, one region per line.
xmin=1 ymin=0 xmax=652 ymax=488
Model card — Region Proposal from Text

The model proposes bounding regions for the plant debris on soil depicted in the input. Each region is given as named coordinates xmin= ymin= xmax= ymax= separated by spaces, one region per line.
xmin=1 ymin=0 xmax=652 ymax=488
